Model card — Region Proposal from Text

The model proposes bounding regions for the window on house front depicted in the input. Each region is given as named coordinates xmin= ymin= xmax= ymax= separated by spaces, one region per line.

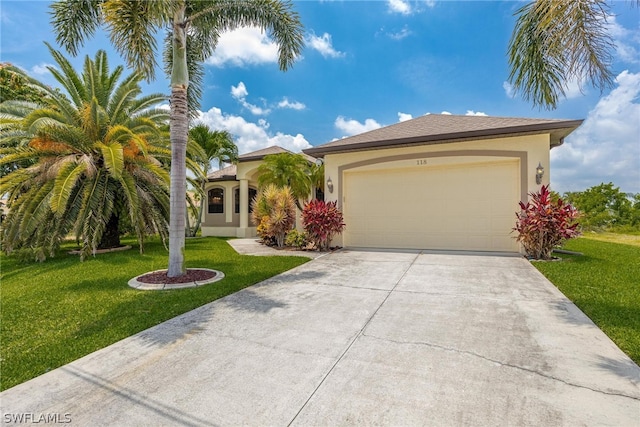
xmin=208 ymin=188 xmax=224 ymax=214
xmin=235 ymin=188 xmax=258 ymax=214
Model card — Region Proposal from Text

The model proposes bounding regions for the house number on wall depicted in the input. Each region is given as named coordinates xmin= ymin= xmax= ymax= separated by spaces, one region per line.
xmin=416 ymin=159 xmax=428 ymax=165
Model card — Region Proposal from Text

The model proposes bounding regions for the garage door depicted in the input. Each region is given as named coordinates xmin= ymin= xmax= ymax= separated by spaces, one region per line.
xmin=343 ymin=159 xmax=520 ymax=252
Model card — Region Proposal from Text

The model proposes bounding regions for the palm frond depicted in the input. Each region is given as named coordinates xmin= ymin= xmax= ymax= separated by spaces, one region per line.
xmin=50 ymin=160 xmax=86 ymax=214
xmin=50 ymin=0 xmax=104 ymax=57
xmin=508 ymin=0 xmax=614 ymax=109
xmin=102 ymin=0 xmax=163 ymax=81
xmin=193 ymin=0 xmax=304 ymax=71
xmin=45 ymin=42 xmax=88 ymax=108
xmin=96 ymin=141 xmax=124 ymax=179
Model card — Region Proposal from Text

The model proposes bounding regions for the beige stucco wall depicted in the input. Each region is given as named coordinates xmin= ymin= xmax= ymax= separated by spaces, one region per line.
xmin=200 ymin=179 xmax=259 ymax=238
xmin=322 ymin=133 xmax=552 ymax=247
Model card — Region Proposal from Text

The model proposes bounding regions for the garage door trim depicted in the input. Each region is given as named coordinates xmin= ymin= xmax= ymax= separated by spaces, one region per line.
xmin=337 ymin=150 xmax=528 ymax=210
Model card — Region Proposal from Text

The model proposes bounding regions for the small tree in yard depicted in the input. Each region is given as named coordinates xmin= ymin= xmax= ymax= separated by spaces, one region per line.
xmin=302 ymin=200 xmax=346 ymax=251
xmin=251 ymin=185 xmax=296 ymax=248
xmin=514 ymin=185 xmax=580 ymax=260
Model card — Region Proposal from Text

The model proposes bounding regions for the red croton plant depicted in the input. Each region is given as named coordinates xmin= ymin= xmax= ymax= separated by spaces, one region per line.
xmin=302 ymin=200 xmax=346 ymax=251
xmin=514 ymin=184 xmax=581 ymax=260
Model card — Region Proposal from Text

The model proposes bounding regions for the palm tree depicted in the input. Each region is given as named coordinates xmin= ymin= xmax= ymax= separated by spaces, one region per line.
xmin=189 ymin=123 xmax=238 ymax=235
xmin=508 ymin=0 xmax=616 ymax=109
xmin=257 ymin=152 xmax=312 ymax=210
xmin=0 ymin=46 xmax=170 ymax=260
xmin=309 ymin=161 xmax=324 ymax=201
xmin=50 ymin=0 xmax=304 ymax=277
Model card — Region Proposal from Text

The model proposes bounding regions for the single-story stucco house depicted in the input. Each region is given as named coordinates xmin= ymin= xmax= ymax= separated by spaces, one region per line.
xmin=201 ymin=146 xmax=316 ymax=238
xmin=303 ymin=114 xmax=582 ymax=253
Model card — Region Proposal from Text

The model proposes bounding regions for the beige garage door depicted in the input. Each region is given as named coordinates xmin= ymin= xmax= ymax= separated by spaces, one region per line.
xmin=343 ymin=159 xmax=520 ymax=252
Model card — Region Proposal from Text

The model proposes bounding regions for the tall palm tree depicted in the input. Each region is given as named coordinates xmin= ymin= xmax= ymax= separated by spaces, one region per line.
xmin=257 ymin=152 xmax=312 ymax=210
xmin=50 ymin=0 xmax=304 ymax=277
xmin=0 ymin=46 xmax=170 ymax=260
xmin=189 ymin=123 xmax=238 ymax=235
xmin=508 ymin=0 xmax=616 ymax=109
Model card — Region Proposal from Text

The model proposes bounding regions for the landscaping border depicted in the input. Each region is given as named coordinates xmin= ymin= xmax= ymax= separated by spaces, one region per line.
xmin=128 ymin=269 xmax=225 ymax=290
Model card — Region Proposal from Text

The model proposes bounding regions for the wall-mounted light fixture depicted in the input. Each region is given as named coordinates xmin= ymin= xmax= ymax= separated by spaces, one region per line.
xmin=535 ymin=162 xmax=544 ymax=185
xmin=327 ymin=177 xmax=334 ymax=193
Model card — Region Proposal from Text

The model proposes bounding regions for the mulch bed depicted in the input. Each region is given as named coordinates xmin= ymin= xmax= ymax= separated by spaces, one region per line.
xmin=135 ymin=269 xmax=217 ymax=285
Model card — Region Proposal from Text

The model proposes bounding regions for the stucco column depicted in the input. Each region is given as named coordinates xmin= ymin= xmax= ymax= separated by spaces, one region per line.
xmin=238 ymin=179 xmax=249 ymax=237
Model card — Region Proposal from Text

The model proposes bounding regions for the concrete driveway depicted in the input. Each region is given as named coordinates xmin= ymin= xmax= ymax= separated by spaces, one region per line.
xmin=2 ymin=249 xmax=639 ymax=426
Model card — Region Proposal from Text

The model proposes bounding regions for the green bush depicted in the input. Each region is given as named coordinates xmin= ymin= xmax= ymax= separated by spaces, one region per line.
xmin=285 ymin=229 xmax=308 ymax=249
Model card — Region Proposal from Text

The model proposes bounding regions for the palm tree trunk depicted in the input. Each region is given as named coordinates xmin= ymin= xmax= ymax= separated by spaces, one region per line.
xmin=167 ymin=5 xmax=189 ymax=277
xmin=185 ymin=202 xmax=192 ymax=237
xmin=98 ymin=213 xmax=121 ymax=249
xmin=193 ymin=182 xmax=206 ymax=236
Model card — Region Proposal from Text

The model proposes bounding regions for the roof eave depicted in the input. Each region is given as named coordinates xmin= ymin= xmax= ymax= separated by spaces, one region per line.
xmin=207 ymin=175 xmax=237 ymax=182
xmin=304 ymin=120 xmax=583 ymax=157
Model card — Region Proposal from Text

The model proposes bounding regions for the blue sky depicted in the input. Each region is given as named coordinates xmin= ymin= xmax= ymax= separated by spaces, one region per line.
xmin=1 ymin=1 xmax=639 ymax=193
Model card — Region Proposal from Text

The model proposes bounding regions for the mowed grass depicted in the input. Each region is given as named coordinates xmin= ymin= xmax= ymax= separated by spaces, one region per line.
xmin=0 ymin=237 xmax=308 ymax=391
xmin=579 ymin=231 xmax=640 ymax=247
xmin=534 ymin=236 xmax=640 ymax=365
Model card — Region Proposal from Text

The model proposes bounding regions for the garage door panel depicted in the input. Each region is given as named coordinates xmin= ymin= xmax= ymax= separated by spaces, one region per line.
xmin=344 ymin=159 xmax=520 ymax=252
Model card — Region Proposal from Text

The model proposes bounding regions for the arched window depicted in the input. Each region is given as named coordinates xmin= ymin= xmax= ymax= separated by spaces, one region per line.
xmin=208 ymin=188 xmax=224 ymax=214
xmin=235 ymin=187 xmax=258 ymax=214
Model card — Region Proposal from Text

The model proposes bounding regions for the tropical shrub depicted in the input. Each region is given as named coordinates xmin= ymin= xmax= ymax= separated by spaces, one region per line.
xmin=285 ymin=229 xmax=308 ymax=249
xmin=302 ymin=199 xmax=345 ymax=251
xmin=514 ymin=185 xmax=580 ymax=260
xmin=257 ymin=153 xmax=312 ymax=210
xmin=251 ymin=184 xmax=296 ymax=247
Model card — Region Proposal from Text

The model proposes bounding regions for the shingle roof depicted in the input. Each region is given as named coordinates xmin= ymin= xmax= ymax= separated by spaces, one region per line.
xmin=303 ymin=114 xmax=583 ymax=157
xmin=206 ymin=145 xmax=318 ymax=181
xmin=238 ymin=145 xmax=292 ymax=162
xmin=206 ymin=164 xmax=237 ymax=181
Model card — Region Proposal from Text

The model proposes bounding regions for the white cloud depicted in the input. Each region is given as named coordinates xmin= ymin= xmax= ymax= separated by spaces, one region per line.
xmin=551 ymin=70 xmax=640 ymax=194
xmin=563 ymin=77 xmax=587 ymax=99
xmin=503 ymin=81 xmax=515 ymax=99
xmin=207 ymin=27 xmax=279 ymax=67
xmin=31 ymin=63 xmax=53 ymax=75
xmin=607 ymin=15 xmax=640 ymax=65
xmin=278 ymin=98 xmax=306 ymax=110
xmin=388 ymin=0 xmax=412 ymax=15
xmin=307 ymin=32 xmax=345 ymax=58
xmin=230 ymin=82 xmax=249 ymax=99
xmin=465 ymin=110 xmax=488 ymax=116
xmin=398 ymin=112 xmax=413 ymax=122
xmin=198 ymin=107 xmax=311 ymax=155
xmin=335 ymin=116 xmax=382 ymax=136
xmin=387 ymin=0 xmax=434 ymax=15
xmin=388 ymin=26 xmax=413 ymax=41
xmin=230 ymin=81 xmax=271 ymax=116
xmin=440 ymin=111 xmax=452 ymax=115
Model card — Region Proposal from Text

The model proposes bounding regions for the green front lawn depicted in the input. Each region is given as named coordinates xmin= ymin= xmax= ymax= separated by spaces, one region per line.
xmin=0 ymin=237 xmax=308 ymax=391
xmin=534 ymin=236 xmax=640 ymax=365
